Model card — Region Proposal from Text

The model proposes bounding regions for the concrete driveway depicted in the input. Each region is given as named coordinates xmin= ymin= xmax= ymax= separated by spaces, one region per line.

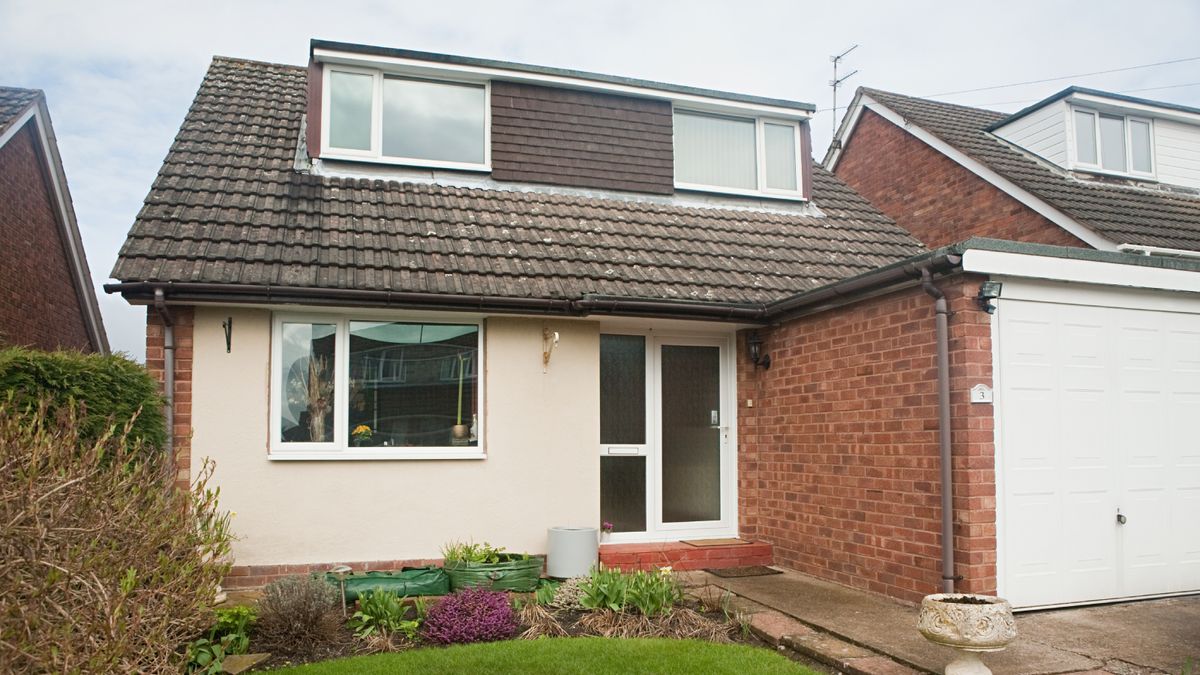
xmin=700 ymin=568 xmax=1199 ymax=674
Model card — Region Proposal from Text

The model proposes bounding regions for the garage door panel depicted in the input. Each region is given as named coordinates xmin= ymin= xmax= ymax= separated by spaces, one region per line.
xmin=999 ymin=295 xmax=1200 ymax=608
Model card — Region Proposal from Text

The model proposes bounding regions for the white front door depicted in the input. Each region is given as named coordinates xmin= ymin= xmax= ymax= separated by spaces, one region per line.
xmin=599 ymin=333 xmax=735 ymax=541
xmin=997 ymin=283 xmax=1200 ymax=608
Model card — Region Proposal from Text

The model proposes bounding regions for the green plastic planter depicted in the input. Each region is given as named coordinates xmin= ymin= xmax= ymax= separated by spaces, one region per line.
xmin=325 ymin=566 xmax=450 ymax=601
xmin=443 ymin=554 xmax=544 ymax=592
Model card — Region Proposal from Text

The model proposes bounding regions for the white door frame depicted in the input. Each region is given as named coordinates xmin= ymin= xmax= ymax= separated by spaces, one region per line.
xmin=601 ymin=330 xmax=738 ymax=543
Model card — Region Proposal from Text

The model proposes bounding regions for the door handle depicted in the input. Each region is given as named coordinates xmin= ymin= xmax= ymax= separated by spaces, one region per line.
xmin=1116 ymin=509 xmax=1127 ymax=525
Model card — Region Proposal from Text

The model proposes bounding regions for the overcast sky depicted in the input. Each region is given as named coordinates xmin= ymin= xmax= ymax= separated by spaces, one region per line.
xmin=3 ymin=0 xmax=1198 ymax=360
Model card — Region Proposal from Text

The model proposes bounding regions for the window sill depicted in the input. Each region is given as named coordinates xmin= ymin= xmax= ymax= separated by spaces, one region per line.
xmin=674 ymin=183 xmax=807 ymax=202
xmin=268 ymin=449 xmax=486 ymax=461
xmin=1069 ymin=165 xmax=1156 ymax=182
xmin=318 ymin=151 xmax=491 ymax=174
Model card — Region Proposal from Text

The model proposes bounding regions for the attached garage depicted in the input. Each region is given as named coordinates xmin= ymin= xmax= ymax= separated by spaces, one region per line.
xmin=976 ymin=252 xmax=1200 ymax=608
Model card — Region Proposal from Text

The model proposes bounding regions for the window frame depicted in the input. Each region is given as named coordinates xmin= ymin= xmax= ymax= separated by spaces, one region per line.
xmin=269 ymin=313 xmax=486 ymax=461
xmin=672 ymin=108 xmax=805 ymax=200
xmin=320 ymin=63 xmax=492 ymax=172
xmin=1069 ymin=107 xmax=1156 ymax=179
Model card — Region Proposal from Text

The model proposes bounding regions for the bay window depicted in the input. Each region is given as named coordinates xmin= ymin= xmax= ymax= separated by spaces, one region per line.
xmin=271 ymin=315 xmax=483 ymax=459
xmin=1072 ymin=108 xmax=1154 ymax=176
xmin=323 ymin=65 xmax=489 ymax=170
xmin=674 ymin=110 xmax=804 ymax=198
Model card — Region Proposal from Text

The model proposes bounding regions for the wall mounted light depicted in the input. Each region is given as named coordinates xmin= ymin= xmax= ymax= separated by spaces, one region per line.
xmin=748 ymin=331 xmax=771 ymax=370
xmin=977 ymin=281 xmax=1003 ymax=314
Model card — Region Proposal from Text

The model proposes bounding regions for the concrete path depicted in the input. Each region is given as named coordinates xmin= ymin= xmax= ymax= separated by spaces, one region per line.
xmin=698 ymin=568 xmax=1199 ymax=674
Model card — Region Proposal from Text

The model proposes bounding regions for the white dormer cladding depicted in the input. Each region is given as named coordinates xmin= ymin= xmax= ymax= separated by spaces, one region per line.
xmin=993 ymin=90 xmax=1200 ymax=190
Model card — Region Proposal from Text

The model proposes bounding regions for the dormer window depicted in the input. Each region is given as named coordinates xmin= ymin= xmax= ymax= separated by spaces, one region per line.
xmin=673 ymin=110 xmax=804 ymax=198
xmin=1072 ymin=108 xmax=1153 ymax=176
xmin=322 ymin=65 xmax=489 ymax=170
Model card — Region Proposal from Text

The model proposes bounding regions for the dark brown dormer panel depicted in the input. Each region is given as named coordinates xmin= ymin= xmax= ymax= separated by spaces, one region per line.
xmin=490 ymin=82 xmax=674 ymax=195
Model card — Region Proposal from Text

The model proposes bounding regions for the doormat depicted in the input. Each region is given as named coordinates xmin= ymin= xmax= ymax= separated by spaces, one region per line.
xmin=705 ymin=565 xmax=782 ymax=578
xmin=681 ymin=538 xmax=749 ymax=547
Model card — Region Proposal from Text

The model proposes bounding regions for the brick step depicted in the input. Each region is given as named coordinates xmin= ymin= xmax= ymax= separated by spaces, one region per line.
xmin=599 ymin=540 xmax=772 ymax=571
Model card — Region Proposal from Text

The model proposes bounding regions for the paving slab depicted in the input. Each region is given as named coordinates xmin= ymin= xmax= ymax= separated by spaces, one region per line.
xmin=707 ymin=568 xmax=1107 ymax=674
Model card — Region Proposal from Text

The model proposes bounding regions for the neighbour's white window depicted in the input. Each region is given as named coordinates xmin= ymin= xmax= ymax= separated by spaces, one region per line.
xmin=673 ymin=110 xmax=804 ymax=198
xmin=1072 ymin=108 xmax=1154 ymax=176
xmin=271 ymin=315 xmax=483 ymax=459
xmin=323 ymin=66 xmax=489 ymax=170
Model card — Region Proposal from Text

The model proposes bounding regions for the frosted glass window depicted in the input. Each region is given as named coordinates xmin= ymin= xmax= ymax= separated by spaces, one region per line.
xmin=382 ymin=77 xmax=486 ymax=164
xmin=601 ymin=457 xmax=646 ymax=533
xmin=328 ymin=71 xmax=373 ymax=151
xmin=1074 ymin=111 xmax=1097 ymax=165
xmin=764 ymin=123 xmax=798 ymax=191
xmin=674 ymin=111 xmax=757 ymax=190
xmin=660 ymin=345 xmax=721 ymax=523
xmin=1130 ymin=120 xmax=1152 ymax=173
xmin=600 ymin=334 xmax=646 ymax=445
xmin=1099 ymin=114 xmax=1127 ymax=172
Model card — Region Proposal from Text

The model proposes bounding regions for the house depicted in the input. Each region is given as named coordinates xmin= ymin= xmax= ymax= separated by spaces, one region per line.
xmin=0 ymin=87 xmax=107 ymax=353
xmin=107 ymin=41 xmax=1200 ymax=610
xmin=825 ymin=86 xmax=1200 ymax=252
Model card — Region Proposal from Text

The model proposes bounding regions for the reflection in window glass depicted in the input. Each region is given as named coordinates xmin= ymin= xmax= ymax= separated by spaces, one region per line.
xmin=382 ymin=78 xmax=486 ymax=164
xmin=329 ymin=71 xmax=373 ymax=151
xmin=348 ymin=322 xmax=479 ymax=448
xmin=674 ymin=111 xmax=757 ymax=190
xmin=1099 ymin=114 xmax=1127 ymax=172
xmin=1130 ymin=120 xmax=1152 ymax=173
xmin=280 ymin=323 xmax=337 ymax=443
xmin=764 ymin=123 xmax=798 ymax=191
xmin=1074 ymin=110 xmax=1097 ymax=165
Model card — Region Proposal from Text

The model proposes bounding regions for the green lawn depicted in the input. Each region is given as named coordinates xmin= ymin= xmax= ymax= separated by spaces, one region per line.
xmin=268 ymin=637 xmax=817 ymax=674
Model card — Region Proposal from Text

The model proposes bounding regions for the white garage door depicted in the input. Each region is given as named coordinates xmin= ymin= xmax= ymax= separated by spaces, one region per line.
xmin=997 ymin=284 xmax=1200 ymax=609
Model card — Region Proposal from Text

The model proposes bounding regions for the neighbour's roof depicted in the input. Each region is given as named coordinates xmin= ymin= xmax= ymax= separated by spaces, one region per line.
xmin=0 ymin=86 xmax=40 ymax=135
xmin=992 ymin=85 xmax=1200 ymax=130
xmin=849 ymin=88 xmax=1200 ymax=251
xmin=110 ymin=57 xmax=925 ymax=308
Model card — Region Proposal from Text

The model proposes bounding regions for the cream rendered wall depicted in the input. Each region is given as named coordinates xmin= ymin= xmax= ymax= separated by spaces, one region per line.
xmin=191 ymin=306 xmax=599 ymax=566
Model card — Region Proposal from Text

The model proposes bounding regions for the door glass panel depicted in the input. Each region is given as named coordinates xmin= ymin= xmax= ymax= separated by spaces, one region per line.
xmin=601 ymin=456 xmax=646 ymax=533
xmin=600 ymin=335 xmax=646 ymax=444
xmin=660 ymin=345 xmax=721 ymax=523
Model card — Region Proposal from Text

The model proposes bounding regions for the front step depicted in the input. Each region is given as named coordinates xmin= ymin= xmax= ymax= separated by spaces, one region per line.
xmin=599 ymin=540 xmax=772 ymax=571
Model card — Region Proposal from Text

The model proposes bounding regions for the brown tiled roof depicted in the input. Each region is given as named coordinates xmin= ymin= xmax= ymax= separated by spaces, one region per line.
xmin=0 ymin=87 xmax=40 ymax=136
xmin=859 ymin=88 xmax=1200 ymax=251
xmin=111 ymin=58 xmax=925 ymax=305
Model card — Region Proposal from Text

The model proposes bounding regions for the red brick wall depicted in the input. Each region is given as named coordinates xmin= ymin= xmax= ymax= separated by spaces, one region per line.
xmin=491 ymin=81 xmax=674 ymax=194
xmin=737 ymin=275 xmax=996 ymax=603
xmin=835 ymin=109 xmax=1089 ymax=249
xmin=0 ymin=122 xmax=93 ymax=351
xmin=145 ymin=305 xmax=194 ymax=491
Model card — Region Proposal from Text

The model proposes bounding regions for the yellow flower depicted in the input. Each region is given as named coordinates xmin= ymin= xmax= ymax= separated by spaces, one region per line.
xmin=658 ymin=566 xmax=673 ymax=575
xmin=352 ymin=424 xmax=372 ymax=436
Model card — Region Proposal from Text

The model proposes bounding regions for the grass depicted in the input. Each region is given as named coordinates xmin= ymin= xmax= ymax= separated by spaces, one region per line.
xmin=267 ymin=637 xmax=816 ymax=674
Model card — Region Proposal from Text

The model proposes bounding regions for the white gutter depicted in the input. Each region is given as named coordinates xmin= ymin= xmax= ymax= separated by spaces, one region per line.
xmin=1117 ymin=244 xmax=1200 ymax=260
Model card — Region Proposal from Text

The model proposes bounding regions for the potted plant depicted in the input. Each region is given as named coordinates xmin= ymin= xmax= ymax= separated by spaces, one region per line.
xmin=917 ymin=593 xmax=1017 ymax=674
xmin=351 ymin=424 xmax=373 ymax=447
xmin=600 ymin=521 xmax=614 ymax=543
xmin=451 ymin=353 xmax=469 ymax=445
xmin=441 ymin=540 xmax=542 ymax=592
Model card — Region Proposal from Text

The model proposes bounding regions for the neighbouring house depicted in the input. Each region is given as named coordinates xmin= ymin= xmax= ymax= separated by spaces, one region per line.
xmin=0 ymin=87 xmax=107 ymax=353
xmin=107 ymin=41 xmax=1200 ymax=610
xmin=826 ymin=85 xmax=1200 ymax=252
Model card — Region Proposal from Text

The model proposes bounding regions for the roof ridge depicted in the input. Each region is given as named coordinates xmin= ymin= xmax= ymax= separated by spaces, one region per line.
xmin=210 ymin=54 xmax=306 ymax=73
xmin=859 ymin=86 xmax=1006 ymax=118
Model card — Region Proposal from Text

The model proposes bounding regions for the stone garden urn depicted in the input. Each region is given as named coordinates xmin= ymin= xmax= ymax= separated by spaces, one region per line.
xmin=917 ymin=594 xmax=1018 ymax=675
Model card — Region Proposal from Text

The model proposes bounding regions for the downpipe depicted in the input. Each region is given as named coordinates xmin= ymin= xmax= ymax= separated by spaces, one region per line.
xmin=921 ymin=267 xmax=956 ymax=594
xmin=153 ymin=288 xmax=175 ymax=478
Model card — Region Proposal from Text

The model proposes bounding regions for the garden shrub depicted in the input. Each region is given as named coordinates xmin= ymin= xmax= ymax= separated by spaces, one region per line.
xmin=422 ymin=587 xmax=518 ymax=645
xmin=256 ymin=575 xmax=344 ymax=656
xmin=186 ymin=606 xmax=257 ymax=673
xmin=0 ymin=401 xmax=232 ymax=673
xmin=348 ymin=590 xmax=419 ymax=639
xmin=0 ymin=346 xmax=166 ymax=453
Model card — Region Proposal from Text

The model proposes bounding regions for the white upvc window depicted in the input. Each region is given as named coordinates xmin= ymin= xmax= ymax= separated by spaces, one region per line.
xmin=269 ymin=314 xmax=485 ymax=460
xmin=673 ymin=109 xmax=804 ymax=199
xmin=321 ymin=64 xmax=491 ymax=171
xmin=1070 ymin=108 xmax=1154 ymax=177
